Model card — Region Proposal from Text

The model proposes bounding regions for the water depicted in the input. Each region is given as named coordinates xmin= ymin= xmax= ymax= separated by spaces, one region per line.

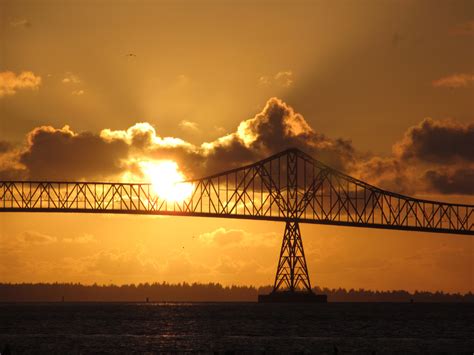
xmin=0 ymin=302 xmax=472 ymax=353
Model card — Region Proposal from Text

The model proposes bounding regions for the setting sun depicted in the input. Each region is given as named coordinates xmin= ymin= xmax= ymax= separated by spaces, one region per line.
xmin=140 ymin=160 xmax=194 ymax=202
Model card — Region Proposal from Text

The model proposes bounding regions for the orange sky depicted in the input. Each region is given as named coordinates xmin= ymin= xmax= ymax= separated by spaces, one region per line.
xmin=0 ymin=0 xmax=473 ymax=293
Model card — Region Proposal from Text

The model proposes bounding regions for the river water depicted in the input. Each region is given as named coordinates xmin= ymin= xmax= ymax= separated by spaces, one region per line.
xmin=0 ymin=302 xmax=472 ymax=353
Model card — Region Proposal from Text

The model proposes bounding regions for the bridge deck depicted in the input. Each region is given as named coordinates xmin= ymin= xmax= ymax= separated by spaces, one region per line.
xmin=1 ymin=149 xmax=472 ymax=235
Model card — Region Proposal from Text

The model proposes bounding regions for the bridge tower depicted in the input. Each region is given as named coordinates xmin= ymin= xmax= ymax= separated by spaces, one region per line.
xmin=259 ymin=149 xmax=327 ymax=303
xmin=274 ymin=221 xmax=311 ymax=292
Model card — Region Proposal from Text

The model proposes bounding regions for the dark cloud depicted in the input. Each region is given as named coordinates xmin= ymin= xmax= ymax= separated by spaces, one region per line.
xmin=425 ymin=168 xmax=474 ymax=195
xmin=200 ymin=97 xmax=355 ymax=173
xmin=353 ymin=157 xmax=416 ymax=195
xmin=352 ymin=118 xmax=474 ymax=195
xmin=19 ymin=125 xmax=128 ymax=180
xmin=1 ymin=99 xmax=473 ymax=196
xmin=0 ymin=168 xmax=26 ymax=180
xmin=394 ymin=118 xmax=474 ymax=164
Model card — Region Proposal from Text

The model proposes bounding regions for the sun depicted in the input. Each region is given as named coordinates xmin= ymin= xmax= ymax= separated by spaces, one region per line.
xmin=140 ymin=160 xmax=194 ymax=202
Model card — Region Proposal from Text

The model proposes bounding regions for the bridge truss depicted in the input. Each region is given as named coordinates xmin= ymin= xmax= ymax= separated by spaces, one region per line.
xmin=1 ymin=148 xmax=473 ymax=295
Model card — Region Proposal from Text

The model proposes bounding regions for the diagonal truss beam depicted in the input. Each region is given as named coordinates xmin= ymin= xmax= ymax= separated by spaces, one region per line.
xmin=0 ymin=148 xmax=472 ymax=235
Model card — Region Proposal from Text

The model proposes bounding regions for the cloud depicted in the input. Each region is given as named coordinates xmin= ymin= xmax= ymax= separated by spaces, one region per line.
xmin=432 ymin=73 xmax=474 ymax=88
xmin=274 ymin=71 xmax=293 ymax=87
xmin=62 ymin=73 xmax=84 ymax=95
xmin=425 ymin=168 xmax=474 ymax=195
xmin=19 ymin=125 xmax=129 ymax=180
xmin=11 ymin=97 xmax=352 ymax=182
xmin=393 ymin=118 xmax=474 ymax=164
xmin=179 ymin=120 xmax=199 ymax=131
xmin=100 ymin=98 xmax=356 ymax=176
xmin=449 ymin=21 xmax=474 ymax=36
xmin=1 ymin=98 xmax=472 ymax=195
xmin=0 ymin=71 xmax=41 ymax=97
xmin=353 ymin=157 xmax=417 ymax=195
xmin=259 ymin=70 xmax=294 ymax=88
xmin=0 ymin=143 xmax=26 ymax=179
xmin=199 ymin=228 xmax=245 ymax=246
xmin=100 ymin=122 xmax=185 ymax=148
xmin=199 ymin=97 xmax=355 ymax=173
xmin=62 ymin=72 xmax=81 ymax=84
xmin=354 ymin=118 xmax=474 ymax=195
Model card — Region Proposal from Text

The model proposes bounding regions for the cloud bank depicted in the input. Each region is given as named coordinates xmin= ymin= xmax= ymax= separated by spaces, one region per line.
xmin=357 ymin=118 xmax=474 ymax=195
xmin=0 ymin=98 xmax=472 ymax=195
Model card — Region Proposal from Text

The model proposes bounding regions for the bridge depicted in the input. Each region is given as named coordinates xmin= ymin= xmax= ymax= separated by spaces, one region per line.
xmin=1 ymin=148 xmax=472 ymax=301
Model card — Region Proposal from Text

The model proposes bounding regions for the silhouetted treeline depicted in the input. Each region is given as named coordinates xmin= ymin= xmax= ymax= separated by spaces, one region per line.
xmin=0 ymin=283 xmax=472 ymax=302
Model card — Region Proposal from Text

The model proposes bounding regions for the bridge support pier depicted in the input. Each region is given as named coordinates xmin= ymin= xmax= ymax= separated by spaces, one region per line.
xmin=258 ymin=221 xmax=327 ymax=303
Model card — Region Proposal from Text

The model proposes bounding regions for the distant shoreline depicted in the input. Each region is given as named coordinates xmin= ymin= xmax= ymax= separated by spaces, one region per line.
xmin=1 ymin=283 xmax=472 ymax=303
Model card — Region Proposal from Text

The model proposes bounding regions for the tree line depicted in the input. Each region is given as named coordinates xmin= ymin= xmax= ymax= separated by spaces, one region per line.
xmin=0 ymin=283 xmax=472 ymax=302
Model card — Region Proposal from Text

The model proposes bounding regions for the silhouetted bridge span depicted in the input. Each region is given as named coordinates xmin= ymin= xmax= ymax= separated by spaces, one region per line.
xmin=1 ymin=148 xmax=472 ymax=301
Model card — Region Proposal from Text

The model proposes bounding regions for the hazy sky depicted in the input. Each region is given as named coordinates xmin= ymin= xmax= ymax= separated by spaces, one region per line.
xmin=0 ymin=0 xmax=473 ymax=292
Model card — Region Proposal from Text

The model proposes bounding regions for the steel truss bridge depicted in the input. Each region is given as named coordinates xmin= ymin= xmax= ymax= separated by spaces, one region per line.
xmin=1 ymin=148 xmax=473 ymax=295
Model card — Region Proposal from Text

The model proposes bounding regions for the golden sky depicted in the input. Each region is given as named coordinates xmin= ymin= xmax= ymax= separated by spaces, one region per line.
xmin=0 ymin=0 xmax=473 ymax=292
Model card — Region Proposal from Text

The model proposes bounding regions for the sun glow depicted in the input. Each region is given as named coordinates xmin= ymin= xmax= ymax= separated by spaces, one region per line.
xmin=140 ymin=160 xmax=194 ymax=202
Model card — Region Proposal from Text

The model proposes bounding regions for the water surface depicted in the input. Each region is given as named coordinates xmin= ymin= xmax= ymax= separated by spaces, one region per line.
xmin=0 ymin=302 xmax=472 ymax=353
